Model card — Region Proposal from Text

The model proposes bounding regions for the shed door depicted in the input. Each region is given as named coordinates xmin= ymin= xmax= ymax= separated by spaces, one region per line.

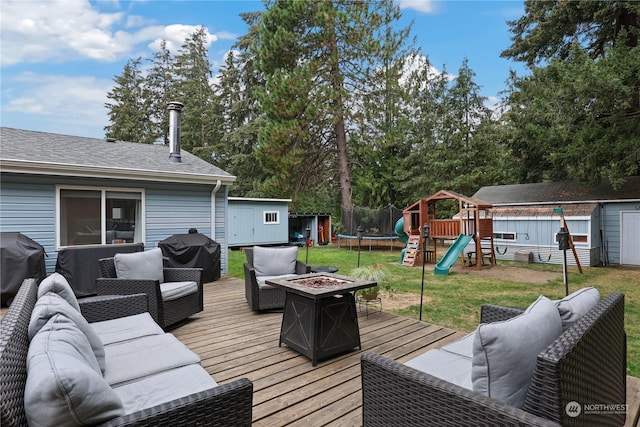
xmin=620 ymin=211 xmax=640 ymax=266
xmin=230 ymin=207 xmax=254 ymax=245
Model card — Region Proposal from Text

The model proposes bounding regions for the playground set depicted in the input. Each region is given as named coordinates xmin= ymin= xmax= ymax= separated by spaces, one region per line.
xmin=398 ymin=190 xmax=496 ymax=275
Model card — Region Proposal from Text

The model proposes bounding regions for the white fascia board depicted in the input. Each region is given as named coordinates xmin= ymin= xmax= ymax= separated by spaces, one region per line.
xmin=0 ymin=160 xmax=236 ymax=185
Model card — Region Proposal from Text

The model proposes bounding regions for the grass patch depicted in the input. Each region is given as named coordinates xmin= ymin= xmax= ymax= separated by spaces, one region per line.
xmin=228 ymin=245 xmax=640 ymax=377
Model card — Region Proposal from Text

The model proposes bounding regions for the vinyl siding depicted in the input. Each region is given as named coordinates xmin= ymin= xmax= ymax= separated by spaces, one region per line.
xmin=1 ymin=173 xmax=230 ymax=276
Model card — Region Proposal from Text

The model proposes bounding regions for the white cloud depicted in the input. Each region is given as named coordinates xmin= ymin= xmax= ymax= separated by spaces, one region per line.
xmin=0 ymin=0 xmax=220 ymax=66
xmin=397 ymin=0 xmax=439 ymax=14
xmin=2 ymin=71 xmax=113 ymax=137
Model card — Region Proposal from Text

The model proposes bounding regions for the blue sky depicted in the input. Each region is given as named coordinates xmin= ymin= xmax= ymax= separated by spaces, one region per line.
xmin=1 ymin=0 xmax=526 ymax=139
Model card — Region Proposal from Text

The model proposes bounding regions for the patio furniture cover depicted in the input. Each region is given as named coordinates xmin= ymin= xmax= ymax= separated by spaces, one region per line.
xmin=55 ymin=243 xmax=144 ymax=297
xmin=0 ymin=232 xmax=46 ymax=305
xmin=159 ymin=233 xmax=220 ymax=282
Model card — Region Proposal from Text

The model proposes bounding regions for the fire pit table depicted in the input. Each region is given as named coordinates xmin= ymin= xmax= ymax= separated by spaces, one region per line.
xmin=266 ymin=272 xmax=377 ymax=366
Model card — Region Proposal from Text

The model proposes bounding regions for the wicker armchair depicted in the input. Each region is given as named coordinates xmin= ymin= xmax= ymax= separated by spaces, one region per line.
xmin=243 ymin=247 xmax=310 ymax=311
xmin=97 ymin=256 xmax=203 ymax=329
xmin=0 ymin=279 xmax=253 ymax=427
xmin=361 ymin=292 xmax=626 ymax=427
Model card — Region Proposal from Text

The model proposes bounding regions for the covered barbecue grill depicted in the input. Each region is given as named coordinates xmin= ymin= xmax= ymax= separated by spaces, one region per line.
xmin=158 ymin=232 xmax=221 ymax=282
xmin=1 ymin=232 xmax=46 ymax=306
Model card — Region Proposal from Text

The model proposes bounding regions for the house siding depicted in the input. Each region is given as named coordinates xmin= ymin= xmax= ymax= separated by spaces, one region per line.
xmin=492 ymin=215 xmax=597 ymax=266
xmin=0 ymin=176 xmax=56 ymax=272
xmin=0 ymin=174 xmax=230 ymax=276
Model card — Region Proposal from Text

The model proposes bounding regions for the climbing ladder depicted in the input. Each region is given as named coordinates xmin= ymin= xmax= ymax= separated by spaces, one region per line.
xmin=402 ymin=235 xmax=421 ymax=266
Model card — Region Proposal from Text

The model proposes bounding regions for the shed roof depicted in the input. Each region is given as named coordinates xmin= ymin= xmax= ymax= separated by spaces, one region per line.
xmin=474 ymin=177 xmax=640 ymax=205
xmin=0 ymin=127 xmax=235 ymax=185
xmin=491 ymin=203 xmax=597 ymax=218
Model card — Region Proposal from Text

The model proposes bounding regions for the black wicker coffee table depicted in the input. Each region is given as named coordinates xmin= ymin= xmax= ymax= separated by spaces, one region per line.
xmin=266 ymin=273 xmax=377 ymax=366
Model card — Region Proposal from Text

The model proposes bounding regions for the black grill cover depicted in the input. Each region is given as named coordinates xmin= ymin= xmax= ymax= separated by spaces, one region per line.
xmin=159 ymin=233 xmax=220 ymax=282
xmin=1 ymin=232 xmax=46 ymax=306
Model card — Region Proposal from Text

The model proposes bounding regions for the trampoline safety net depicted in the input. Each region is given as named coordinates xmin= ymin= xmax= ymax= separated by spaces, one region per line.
xmin=340 ymin=205 xmax=403 ymax=237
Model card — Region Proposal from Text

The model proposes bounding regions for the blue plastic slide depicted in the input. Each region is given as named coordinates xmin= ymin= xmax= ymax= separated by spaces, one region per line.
xmin=394 ymin=217 xmax=408 ymax=264
xmin=434 ymin=234 xmax=473 ymax=276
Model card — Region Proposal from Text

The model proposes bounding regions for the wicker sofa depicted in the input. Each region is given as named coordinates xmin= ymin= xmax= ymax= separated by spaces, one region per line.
xmin=243 ymin=246 xmax=310 ymax=311
xmin=97 ymin=248 xmax=203 ymax=329
xmin=361 ymin=290 xmax=627 ymax=427
xmin=0 ymin=276 xmax=253 ymax=427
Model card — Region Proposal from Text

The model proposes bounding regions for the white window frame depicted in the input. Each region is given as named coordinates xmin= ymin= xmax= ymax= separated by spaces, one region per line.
xmin=263 ymin=210 xmax=280 ymax=225
xmin=55 ymin=185 xmax=145 ymax=249
xmin=493 ymin=231 xmax=516 ymax=241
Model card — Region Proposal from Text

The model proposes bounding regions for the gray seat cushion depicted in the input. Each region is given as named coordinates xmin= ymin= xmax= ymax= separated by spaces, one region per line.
xmin=90 ymin=312 xmax=164 ymax=346
xmin=160 ymin=281 xmax=198 ymax=301
xmin=440 ymin=331 xmax=475 ymax=358
xmin=25 ymin=314 xmax=124 ymax=426
xmin=113 ymin=364 xmax=217 ymax=415
xmin=472 ymin=295 xmax=562 ymax=408
xmin=256 ymin=274 xmax=298 ymax=289
xmin=405 ymin=349 xmax=473 ymax=390
xmin=103 ymin=333 xmax=201 ymax=386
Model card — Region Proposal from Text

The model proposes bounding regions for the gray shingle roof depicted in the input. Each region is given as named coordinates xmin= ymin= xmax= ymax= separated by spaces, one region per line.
xmin=0 ymin=127 xmax=235 ymax=185
xmin=473 ymin=177 xmax=640 ymax=204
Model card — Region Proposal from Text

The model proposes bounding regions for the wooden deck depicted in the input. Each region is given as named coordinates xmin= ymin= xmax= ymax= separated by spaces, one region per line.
xmin=173 ymin=277 xmax=640 ymax=427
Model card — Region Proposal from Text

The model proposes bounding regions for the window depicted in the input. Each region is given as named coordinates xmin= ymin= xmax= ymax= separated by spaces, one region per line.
xmin=264 ymin=211 xmax=279 ymax=224
xmin=493 ymin=232 xmax=515 ymax=240
xmin=58 ymin=187 xmax=143 ymax=247
xmin=570 ymin=234 xmax=588 ymax=245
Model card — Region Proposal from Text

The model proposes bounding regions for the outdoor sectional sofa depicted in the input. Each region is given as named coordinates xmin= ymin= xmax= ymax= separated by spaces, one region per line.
xmin=0 ymin=275 xmax=253 ymax=427
xmin=361 ymin=288 xmax=627 ymax=427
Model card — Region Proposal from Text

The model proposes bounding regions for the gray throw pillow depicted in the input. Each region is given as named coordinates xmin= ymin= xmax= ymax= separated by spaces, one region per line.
xmin=472 ymin=295 xmax=562 ymax=408
xmin=555 ymin=287 xmax=600 ymax=331
xmin=114 ymin=248 xmax=164 ymax=284
xmin=29 ymin=292 xmax=107 ymax=374
xmin=37 ymin=272 xmax=80 ymax=312
xmin=25 ymin=314 xmax=124 ymax=426
xmin=253 ymin=246 xmax=298 ymax=277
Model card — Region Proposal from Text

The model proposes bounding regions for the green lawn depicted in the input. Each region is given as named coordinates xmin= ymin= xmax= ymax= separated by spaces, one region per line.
xmin=227 ymin=245 xmax=640 ymax=377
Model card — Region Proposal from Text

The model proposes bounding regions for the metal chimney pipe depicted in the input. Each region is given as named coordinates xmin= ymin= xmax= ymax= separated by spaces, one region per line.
xmin=168 ymin=101 xmax=184 ymax=163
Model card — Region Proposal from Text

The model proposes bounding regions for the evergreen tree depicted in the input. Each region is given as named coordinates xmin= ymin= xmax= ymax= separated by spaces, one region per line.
xmin=146 ymin=40 xmax=177 ymax=144
xmin=173 ymin=27 xmax=222 ymax=154
xmin=254 ymin=0 xmax=415 ymax=210
xmin=104 ymin=57 xmax=155 ymax=143
xmin=502 ymin=1 xmax=640 ymax=188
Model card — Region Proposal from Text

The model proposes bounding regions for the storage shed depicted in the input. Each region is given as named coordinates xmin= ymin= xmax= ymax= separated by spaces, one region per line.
xmin=473 ymin=177 xmax=640 ymax=267
xmin=228 ymin=197 xmax=291 ymax=247
xmin=289 ymin=213 xmax=332 ymax=246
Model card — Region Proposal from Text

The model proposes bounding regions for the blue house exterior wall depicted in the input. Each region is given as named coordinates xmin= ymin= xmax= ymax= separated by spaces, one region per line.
xmin=0 ymin=173 xmax=230 ymax=276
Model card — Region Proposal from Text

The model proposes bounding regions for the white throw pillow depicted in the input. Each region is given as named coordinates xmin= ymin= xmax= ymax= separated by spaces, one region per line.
xmin=114 ymin=248 xmax=164 ymax=284
xmin=472 ymin=295 xmax=562 ymax=408
xmin=25 ymin=314 xmax=124 ymax=426
xmin=29 ymin=292 xmax=107 ymax=374
xmin=253 ymin=246 xmax=298 ymax=277
xmin=38 ymin=272 xmax=80 ymax=312
xmin=555 ymin=287 xmax=600 ymax=331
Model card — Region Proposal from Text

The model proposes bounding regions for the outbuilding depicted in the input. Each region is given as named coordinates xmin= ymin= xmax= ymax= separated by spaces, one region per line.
xmin=227 ymin=197 xmax=291 ymax=247
xmin=473 ymin=177 xmax=640 ymax=267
